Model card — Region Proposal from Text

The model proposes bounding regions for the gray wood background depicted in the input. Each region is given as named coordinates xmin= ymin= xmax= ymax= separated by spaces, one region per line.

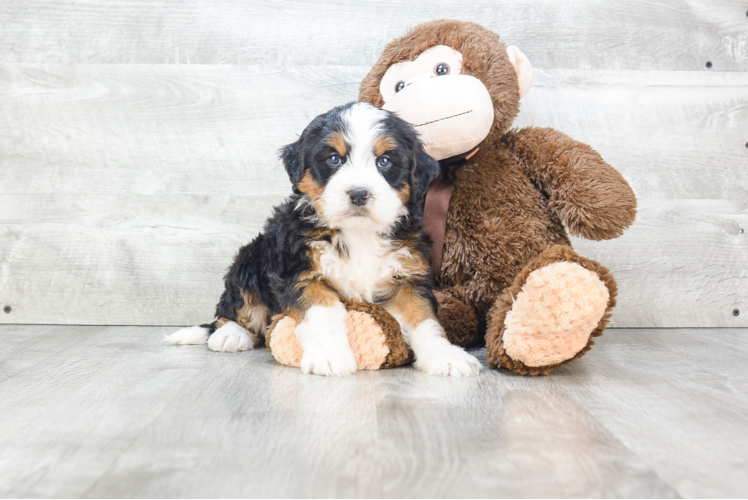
xmin=1 ymin=0 xmax=746 ymax=327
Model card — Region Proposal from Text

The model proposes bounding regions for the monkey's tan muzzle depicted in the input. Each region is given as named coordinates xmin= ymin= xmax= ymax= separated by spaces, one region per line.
xmin=382 ymin=75 xmax=494 ymax=161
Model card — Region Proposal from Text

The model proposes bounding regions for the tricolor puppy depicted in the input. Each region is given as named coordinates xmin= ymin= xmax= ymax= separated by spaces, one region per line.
xmin=165 ymin=102 xmax=481 ymax=377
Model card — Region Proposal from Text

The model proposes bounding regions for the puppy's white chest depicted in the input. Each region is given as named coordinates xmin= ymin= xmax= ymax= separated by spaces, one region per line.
xmin=314 ymin=232 xmax=402 ymax=302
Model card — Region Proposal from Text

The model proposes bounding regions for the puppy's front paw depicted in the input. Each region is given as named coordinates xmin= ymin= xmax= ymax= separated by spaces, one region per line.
xmin=299 ymin=346 xmax=357 ymax=377
xmin=207 ymin=321 xmax=253 ymax=352
xmin=294 ymin=303 xmax=356 ymax=376
xmin=415 ymin=343 xmax=482 ymax=377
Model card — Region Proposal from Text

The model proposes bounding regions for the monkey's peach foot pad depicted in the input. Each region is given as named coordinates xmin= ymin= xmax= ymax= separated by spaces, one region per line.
xmin=502 ymin=262 xmax=609 ymax=367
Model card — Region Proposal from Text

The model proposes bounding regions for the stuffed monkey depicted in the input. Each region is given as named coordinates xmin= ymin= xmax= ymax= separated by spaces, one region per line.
xmin=358 ymin=20 xmax=637 ymax=375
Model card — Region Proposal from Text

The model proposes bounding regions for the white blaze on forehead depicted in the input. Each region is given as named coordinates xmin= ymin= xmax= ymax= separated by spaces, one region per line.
xmin=341 ymin=102 xmax=388 ymax=161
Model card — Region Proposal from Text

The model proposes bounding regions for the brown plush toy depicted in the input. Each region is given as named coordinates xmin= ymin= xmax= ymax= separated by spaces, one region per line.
xmin=356 ymin=20 xmax=637 ymax=375
xmin=266 ymin=300 xmax=412 ymax=371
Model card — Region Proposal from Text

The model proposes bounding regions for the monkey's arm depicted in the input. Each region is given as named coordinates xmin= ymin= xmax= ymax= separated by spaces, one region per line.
xmin=506 ymin=127 xmax=637 ymax=240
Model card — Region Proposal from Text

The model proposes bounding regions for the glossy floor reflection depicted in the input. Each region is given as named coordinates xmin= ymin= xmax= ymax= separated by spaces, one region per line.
xmin=0 ymin=326 xmax=746 ymax=498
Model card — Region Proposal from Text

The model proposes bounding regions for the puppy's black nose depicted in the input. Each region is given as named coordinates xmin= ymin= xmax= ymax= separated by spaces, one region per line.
xmin=348 ymin=188 xmax=369 ymax=206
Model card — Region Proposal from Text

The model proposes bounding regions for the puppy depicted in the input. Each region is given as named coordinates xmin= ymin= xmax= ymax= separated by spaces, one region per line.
xmin=165 ymin=102 xmax=481 ymax=377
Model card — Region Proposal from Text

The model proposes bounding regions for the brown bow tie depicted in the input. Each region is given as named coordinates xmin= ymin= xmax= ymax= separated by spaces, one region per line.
xmin=423 ymin=147 xmax=480 ymax=276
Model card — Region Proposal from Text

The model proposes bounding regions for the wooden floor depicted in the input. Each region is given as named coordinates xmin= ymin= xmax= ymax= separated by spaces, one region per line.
xmin=0 ymin=326 xmax=746 ymax=498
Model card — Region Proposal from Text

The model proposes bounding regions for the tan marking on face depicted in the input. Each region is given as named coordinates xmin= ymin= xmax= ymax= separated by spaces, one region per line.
xmin=374 ymin=135 xmax=397 ymax=157
xmin=398 ymin=184 xmax=411 ymax=204
xmin=297 ymin=171 xmax=326 ymax=215
xmin=326 ymin=131 xmax=348 ymax=157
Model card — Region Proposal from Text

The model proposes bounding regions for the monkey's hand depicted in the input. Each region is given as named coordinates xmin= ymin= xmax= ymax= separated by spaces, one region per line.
xmin=506 ymin=127 xmax=637 ymax=240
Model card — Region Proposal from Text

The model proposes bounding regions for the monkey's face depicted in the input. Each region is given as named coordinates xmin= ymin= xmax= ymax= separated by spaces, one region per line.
xmin=360 ymin=21 xmax=534 ymax=161
xmin=379 ymin=45 xmax=495 ymax=161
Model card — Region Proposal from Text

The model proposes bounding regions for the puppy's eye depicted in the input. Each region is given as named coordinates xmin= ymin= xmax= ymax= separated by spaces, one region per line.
xmin=395 ymin=82 xmax=405 ymax=93
xmin=435 ymin=63 xmax=450 ymax=76
xmin=377 ymin=156 xmax=392 ymax=169
xmin=328 ymin=154 xmax=342 ymax=166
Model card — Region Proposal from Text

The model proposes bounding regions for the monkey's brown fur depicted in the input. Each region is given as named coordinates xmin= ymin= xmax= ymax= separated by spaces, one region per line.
xmin=359 ymin=20 xmax=636 ymax=375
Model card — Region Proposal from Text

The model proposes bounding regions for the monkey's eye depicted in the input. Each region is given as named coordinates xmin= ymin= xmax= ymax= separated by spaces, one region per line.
xmin=435 ymin=63 xmax=450 ymax=76
xmin=395 ymin=81 xmax=405 ymax=93
xmin=328 ymin=154 xmax=342 ymax=166
xmin=377 ymin=156 xmax=392 ymax=169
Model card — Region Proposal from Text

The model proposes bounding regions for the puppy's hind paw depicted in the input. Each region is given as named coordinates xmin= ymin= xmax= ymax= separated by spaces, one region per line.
xmin=163 ymin=325 xmax=209 ymax=345
xmin=207 ymin=321 xmax=254 ymax=353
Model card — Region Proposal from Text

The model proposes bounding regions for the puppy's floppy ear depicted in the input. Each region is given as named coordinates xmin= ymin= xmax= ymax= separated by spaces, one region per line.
xmin=411 ymin=147 xmax=441 ymax=204
xmin=279 ymin=141 xmax=304 ymax=191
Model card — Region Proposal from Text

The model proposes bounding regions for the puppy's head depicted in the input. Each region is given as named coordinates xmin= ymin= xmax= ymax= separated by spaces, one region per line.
xmin=281 ymin=102 xmax=439 ymax=231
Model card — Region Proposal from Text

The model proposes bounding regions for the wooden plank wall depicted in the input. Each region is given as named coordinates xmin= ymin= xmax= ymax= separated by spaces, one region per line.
xmin=1 ymin=0 xmax=746 ymax=327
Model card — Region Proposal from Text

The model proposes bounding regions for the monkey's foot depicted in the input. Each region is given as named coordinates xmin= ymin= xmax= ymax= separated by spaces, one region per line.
xmin=486 ymin=247 xmax=616 ymax=375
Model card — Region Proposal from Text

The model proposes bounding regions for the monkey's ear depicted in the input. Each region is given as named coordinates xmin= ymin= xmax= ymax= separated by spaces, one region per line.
xmin=279 ymin=141 xmax=304 ymax=191
xmin=411 ymin=148 xmax=441 ymax=204
xmin=506 ymin=46 xmax=534 ymax=98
